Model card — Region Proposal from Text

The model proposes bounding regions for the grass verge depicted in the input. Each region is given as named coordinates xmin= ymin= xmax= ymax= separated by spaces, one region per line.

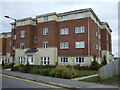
xmin=80 ymin=76 xmax=120 ymax=87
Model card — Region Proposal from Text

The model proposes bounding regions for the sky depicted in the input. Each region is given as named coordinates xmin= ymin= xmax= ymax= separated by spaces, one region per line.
xmin=0 ymin=0 xmax=119 ymax=57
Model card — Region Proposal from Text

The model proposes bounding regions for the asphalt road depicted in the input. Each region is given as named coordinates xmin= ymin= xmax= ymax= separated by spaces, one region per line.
xmin=1 ymin=74 xmax=61 ymax=89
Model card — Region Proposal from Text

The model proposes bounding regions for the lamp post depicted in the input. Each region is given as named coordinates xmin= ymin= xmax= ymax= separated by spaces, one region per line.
xmin=4 ymin=16 xmax=17 ymax=71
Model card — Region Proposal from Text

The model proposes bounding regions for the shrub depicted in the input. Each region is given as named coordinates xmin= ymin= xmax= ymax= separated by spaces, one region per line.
xmin=30 ymin=68 xmax=53 ymax=76
xmin=90 ymin=60 xmax=101 ymax=70
xmin=74 ymin=64 xmax=81 ymax=70
xmin=19 ymin=63 xmax=32 ymax=73
xmin=12 ymin=64 xmax=21 ymax=71
xmin=3 ymin=63 xmax=13 ymax=69
xmin=50 ymin=65 xmax=76 ymax=79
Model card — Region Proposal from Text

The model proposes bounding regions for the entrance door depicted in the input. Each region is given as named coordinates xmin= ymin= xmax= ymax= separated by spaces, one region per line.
xmin=27 ymin=55 xmax=33 ymax=64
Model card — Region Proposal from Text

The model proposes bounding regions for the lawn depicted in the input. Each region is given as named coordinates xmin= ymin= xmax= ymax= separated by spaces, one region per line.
xmin=80 ymin=76 xmax=120 ymax=87
xmin=75 ymin=70 xmax=98 ymax=77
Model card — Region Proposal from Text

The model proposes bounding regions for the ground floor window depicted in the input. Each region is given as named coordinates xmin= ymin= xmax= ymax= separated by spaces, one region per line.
xmin=41 ymin=57 xmax=49 ymax=65
xmin=27 ymin=55 xmax=33 ymax=64
xmin=76 ymin=57 xmax=84 ymax=63
xmin=19 ymin=57 xmax=25 ymax=64
xmin=61 ymin=57 xmax=68 ymax=63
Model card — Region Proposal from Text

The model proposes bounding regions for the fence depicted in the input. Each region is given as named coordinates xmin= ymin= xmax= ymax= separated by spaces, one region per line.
xmin=98 ymin=58 xmax=120 ymax=80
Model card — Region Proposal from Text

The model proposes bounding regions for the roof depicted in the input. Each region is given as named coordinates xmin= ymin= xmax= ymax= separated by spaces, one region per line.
xmin=25 ymin=47 xmax=38 ymax=53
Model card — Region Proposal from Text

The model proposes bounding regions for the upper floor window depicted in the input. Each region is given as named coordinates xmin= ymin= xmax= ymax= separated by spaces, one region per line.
xmin=96 ymin=44 xmax=99 ymax=50
xmin=61 ymin=15 xmax=68 ymax=21
xmin=13 ymin=35 xmax=16 ymax=40
xmin=44 ymin=16 xmax=48 ymax=22
xmin=22 ymin=21 xmax=25 ymax=25
xmin=60 ymin=28 xmax=69 ymax=35
xmin=61 ymin=57 xmax=68 ymax=63
xmin=76 ymin=57 xmax=84 ymax=63
xmin=76 ymin=13 xmax=84 ymax=19
xmin=43 ymin=28 xmax=48 ymax=35
xmin=43 ymin=41 xmax=48 ymax=48
xmin=96 ymin=32 xmax=99 ymax=38
xmin=20 ymin=43 xmax=24 ymax=49
xmin=34 ymin=37 xmax=37 ymax=43
xmin=75 ymin=41 xmax=85 ymax=48
xmin=107 ymin=34 xmax=109 ymax=41
xmin=60 ymin=42 xmax=69 ymax=49
xmin=21 ymin=31 xmax=25 ymax=38
xmin=75 ymin=26 xmax=85 ymax=33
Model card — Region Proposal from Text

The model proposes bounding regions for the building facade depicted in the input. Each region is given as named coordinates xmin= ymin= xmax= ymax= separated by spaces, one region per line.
xmin=0 ymin=32 xmax=12 ymax=64
xmin=3 ymin=8 xmax=114 ymax=66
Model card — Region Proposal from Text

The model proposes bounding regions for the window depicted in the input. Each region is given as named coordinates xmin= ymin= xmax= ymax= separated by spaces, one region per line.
xmin=41 ymin=57 xmax=49 ymax=65
xmin=20 ymin=43 xmax=24 ymax=49
xmin=27 ymin=55 xmax=33 ymax=64
xmin=96 ymin=32 xmax=99 ymax=37
xmin=96 ymin=44 xmax=99 ymax=50
xmin=19 ymin=57 xmax=25 ymax=64
xmin=76 ymin=13 xmax=84 ymax=19
xmin=76 ymin=57 xmax=84 ymax=63
xmin=75 ymin=41 xmax=85 ymax=48
xmin=61 ymin=15 xmax=68 ymax=21
xmin=13 ymin=35 xmax=16 ymax=40
xmin=75 ymin=26 xmax=85 ymax=33
xmin=43 ymin=28 xmax=48 ymax=35
xmin=61 ymin=57 xmax=68 ymax=63
xmin=60 ymin=42 xmax=69 ymax=49
xmin=44 ymin=16 xmax=48 ymax=22
xmin=43 ymin=41 xmax=48 ymax=48
xmin=21 ymin=31 xmax=25 ymax=38
xmin=60 ymin=28 xmax=69 ymax=35
xmin=22 ymin=21 xmax=25 ymax=25
xmin=34 ymin=37 xmax=37 ymax=43
xmin=99 ymin=34 xmax=101 ymax=39
xmin=107 ymin=34 xmax=109 ymax=41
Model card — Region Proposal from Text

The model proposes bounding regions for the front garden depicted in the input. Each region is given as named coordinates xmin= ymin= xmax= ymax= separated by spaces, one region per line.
xmin=2 ymin=63 xmax=98 ymax=79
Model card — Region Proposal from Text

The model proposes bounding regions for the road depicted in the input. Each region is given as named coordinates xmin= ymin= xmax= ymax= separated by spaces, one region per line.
xmin=1 ymin=74 xmax=61 ymax=89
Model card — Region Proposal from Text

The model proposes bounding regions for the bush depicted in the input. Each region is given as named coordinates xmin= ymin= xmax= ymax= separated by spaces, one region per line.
xmin=90 ymin=60 xmax=101 ymax=70
xmin=3 ymin=63 xmax=13 ymax=69
xmin=19 ymin=63 xmax=32 ymax=73
xmin=12 ymin=64 xmax=21 ymax=71
xmin=74 ymin=64 xmax=81 ymax=70
xmin=101 ymin=55 xmax=107 ymax=66
xmin=30 ymin=68 xmax=53 ymax=76
xmin=50 ymin=65 xmax=76 ymax=79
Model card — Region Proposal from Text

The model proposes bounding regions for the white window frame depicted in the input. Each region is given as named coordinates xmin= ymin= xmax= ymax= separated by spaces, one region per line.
xmin=43 ymin=28 xmax=48 ymax=35
xmin=60 ymin=28 xmax=69 ymax=35
xmin=43 ymin=41 xmax=48 ymax=48
xmin=96 ymin=32 xmax=99 ymax=38
xmin=19 ymin=57 xmax=25 ymax=64
xmin=76 ymin=57 xmax=84 ymax=63
xmin=75 ymin=26 xmax=85 ymax=33
xmin=41 ymin=57 xmax=50 ymax=65
xmin=61 ymin=15 xmax=68 ymax=21
xmin=27 ymin=55 xmax=33 ymax=64
xmin=21 ymin=31 xmax=25 ymax=38
xmin=60 ymin=42 xmax=69 ymax=49
xmin=96 ymin=44 xmax=99 ymax=50
xmin=22 ymin=21 xmax=25 ymax=25
xmin=20 ymin=43 xmax=24 ymax=49
xmin=76 ymin=13 xmax=84 ymax=19
xmin=44 ymin=16 xmax=48 ymax=22
xmin=61 ymin=57 xmax=68 ymax=63
xmin=13 ymin=35 xmax=16 ymax=40
xmin=75 ymin=41 xmax=85 ymax=48
xmin=34 ymin=37 xmax=38 ymax=43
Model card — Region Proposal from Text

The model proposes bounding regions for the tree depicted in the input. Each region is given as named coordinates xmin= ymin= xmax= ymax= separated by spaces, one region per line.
xmin=101 ymin=55 xmax=107 ymax=66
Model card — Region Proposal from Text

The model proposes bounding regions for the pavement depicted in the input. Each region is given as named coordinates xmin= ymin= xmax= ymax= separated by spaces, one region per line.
xmin=1 ymin=70 xmax=119 ymax=89
xmin=71 ymin=74 xmax=98 ymax=80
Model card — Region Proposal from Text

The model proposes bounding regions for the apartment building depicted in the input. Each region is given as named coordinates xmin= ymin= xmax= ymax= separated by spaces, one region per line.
xmin=9 ymin=8 xmax=114 ymax=66
xmin=0 ymin=32 xmax=12 ymax=64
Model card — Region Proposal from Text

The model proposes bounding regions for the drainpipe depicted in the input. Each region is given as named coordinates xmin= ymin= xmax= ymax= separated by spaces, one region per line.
xmin=88 ymin=11 xmax=90 ymax=57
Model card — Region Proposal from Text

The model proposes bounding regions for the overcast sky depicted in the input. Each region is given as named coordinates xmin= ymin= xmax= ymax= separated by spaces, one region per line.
xmin=0 ymin=0 xmax=119 ymax=57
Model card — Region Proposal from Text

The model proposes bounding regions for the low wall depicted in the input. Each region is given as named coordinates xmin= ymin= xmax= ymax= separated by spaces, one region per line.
xmin=98 ymin=59 xmax=120 ymax=80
